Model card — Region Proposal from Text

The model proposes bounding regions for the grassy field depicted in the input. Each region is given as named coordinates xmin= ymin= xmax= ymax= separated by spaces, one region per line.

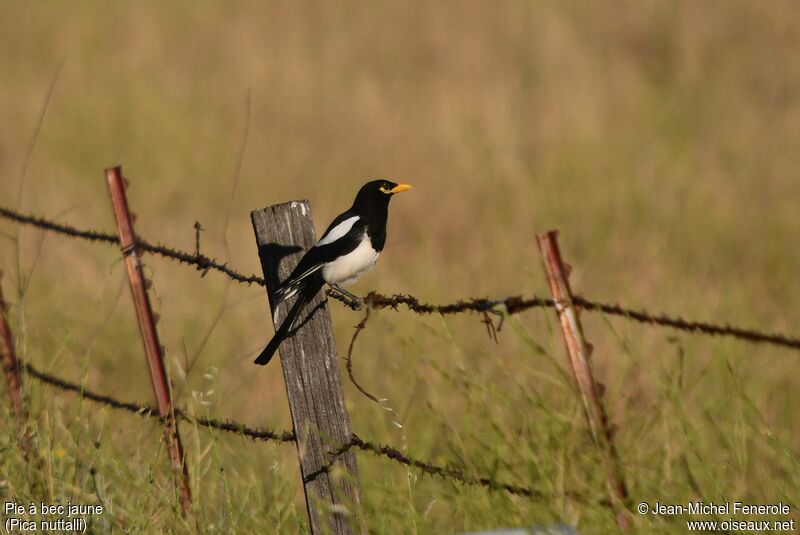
xmin=1 ymin=2 xmax=799 ymax=533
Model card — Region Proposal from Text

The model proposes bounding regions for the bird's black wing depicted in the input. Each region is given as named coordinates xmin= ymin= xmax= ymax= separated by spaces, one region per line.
xmin=274 ymin=213 xmax=366 ymax=301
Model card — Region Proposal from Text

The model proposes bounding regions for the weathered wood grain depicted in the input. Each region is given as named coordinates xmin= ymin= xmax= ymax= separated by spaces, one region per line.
xmin=251 ymin=201 xmax=362 ymax=535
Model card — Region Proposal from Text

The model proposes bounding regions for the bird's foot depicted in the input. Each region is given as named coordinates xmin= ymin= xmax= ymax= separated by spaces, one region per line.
xmin=327 ymin=287 xmax=364 ymax=310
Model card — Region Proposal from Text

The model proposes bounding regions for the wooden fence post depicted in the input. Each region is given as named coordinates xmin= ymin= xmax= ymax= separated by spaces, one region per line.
xmin=536 ymin=230 xmax=631 ymax=532
xmin=0 ymin=279 xmax=31 ymax=458
xmin=105 ymin=166 xmax=192 ymax=517
xmin=251 ymin=201 xmax=363 ymax=535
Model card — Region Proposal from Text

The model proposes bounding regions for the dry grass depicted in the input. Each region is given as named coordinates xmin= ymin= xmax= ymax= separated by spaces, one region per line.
xmin=1 ymin=2 xmax=799 ymax=533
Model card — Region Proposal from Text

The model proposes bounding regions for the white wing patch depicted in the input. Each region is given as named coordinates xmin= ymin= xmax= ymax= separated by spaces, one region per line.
xmin=316 ymin=216 xmax=360 ymax=246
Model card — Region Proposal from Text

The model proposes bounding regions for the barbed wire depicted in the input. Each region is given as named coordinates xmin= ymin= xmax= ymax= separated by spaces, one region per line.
xmin=343 ymin=435 xmax=547 ymax=499
xmin=0 ymin=206 xmax=119 ymax=245
xmin=569 ymin=296 xmax=800 ymax=350
xmin=332 ymin=292 xmax=800 ymax=351
xmin=21 ymin=361 xmax=295 ymax=442
xmin=0 ymin=206 xmax=266 ymax=286
xmin=3 ymin=204 xmax=800 ymax=351
xmin=351 ymin=292 xmax=553 ymax=316
xmin=20 ymin=360 xmax=552 ymax=500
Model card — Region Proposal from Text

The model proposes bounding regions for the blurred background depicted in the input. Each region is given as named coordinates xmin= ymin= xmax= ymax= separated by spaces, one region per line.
xmin=2 ymin=1 xmax=799 ymax=533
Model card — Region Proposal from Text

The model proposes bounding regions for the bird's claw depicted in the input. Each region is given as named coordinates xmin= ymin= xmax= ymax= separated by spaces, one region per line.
xmin=327 ymin=288 xmax=364 ymax=310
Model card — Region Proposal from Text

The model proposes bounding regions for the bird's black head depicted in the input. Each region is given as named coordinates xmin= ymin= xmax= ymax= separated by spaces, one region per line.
xmin=352 ymin=179 xmax=412 ymax=212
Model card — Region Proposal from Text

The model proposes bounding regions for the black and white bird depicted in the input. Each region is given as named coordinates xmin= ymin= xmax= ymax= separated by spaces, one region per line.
xmin=254 ymin=179 xmax=412 ymax=365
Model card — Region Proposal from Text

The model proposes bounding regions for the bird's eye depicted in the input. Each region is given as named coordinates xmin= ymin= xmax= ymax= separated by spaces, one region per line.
xmin=379 ymin=182 xmax=391 ymax=193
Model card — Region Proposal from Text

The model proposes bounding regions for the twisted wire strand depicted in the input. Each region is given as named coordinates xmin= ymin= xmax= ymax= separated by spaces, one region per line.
xmin=21 ymin=360 xmax=549 ymax=500
xmin=570 ymin=296 xmax=800 ymax=350
xmin=3 ymin=205 xmax=799 ymax=351
xmin=344 ymin=435 xmax=547 ymax=499
xmin=0 ymin=206 xmax=266 ymax=286
xmin=21 ymin=362 xmax=295 ymax=442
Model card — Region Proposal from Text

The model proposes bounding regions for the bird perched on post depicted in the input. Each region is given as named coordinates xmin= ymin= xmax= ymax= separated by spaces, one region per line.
xmin=255 ymin=180 xmax=412 ymax=365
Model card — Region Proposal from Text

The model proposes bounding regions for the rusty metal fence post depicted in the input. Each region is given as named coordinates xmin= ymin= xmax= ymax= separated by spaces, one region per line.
xmin=537 ymin=230 xmax=630 ymax=531
xmin=106 ymin=166 xmax=192 ymax=516
xmin=1 ymin=279 xmax=30 ymax=458
xmin=252 ymin=201 xmax=364 ymax=535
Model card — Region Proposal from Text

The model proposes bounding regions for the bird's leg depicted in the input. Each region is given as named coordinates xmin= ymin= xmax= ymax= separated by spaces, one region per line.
xmin=329 ymin=283 xmax=364 ymax=310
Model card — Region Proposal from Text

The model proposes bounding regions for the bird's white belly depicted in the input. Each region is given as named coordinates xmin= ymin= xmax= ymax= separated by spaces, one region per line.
xmin=322 ymin=236 xmax=379 ymax=285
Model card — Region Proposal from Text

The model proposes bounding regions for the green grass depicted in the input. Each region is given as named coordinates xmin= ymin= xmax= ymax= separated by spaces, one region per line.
xmin=2 ymin=1 xmax=799 ymax=533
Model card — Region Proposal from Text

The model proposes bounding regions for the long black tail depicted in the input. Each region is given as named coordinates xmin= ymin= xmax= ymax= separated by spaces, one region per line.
xmin=254 ymin=279 xmax=322 ymax=365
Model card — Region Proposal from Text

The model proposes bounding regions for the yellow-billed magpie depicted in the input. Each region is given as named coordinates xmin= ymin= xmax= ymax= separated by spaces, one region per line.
xmin=255 ymin=179 xmax=412 ymax=365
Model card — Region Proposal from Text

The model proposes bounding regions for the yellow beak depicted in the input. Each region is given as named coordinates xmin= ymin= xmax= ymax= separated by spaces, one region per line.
xmin=388 ymin=183 xmax=413 ymax=194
